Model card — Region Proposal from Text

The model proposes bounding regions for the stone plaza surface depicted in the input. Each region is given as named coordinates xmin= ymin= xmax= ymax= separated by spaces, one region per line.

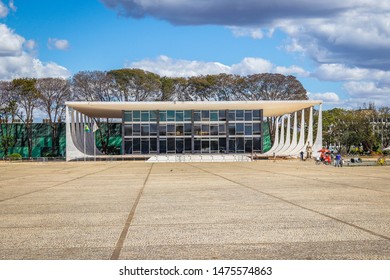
xmin=0 ymin=160 xmax=389 ymax=260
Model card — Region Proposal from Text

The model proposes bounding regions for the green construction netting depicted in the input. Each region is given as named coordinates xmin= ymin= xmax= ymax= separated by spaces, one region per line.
xmin=1 ymin=122 xmax=271 ymax=158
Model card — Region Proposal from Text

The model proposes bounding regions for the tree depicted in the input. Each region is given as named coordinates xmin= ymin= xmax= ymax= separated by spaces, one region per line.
xmin=0 ymin=81 xmax=17 ymax=156
xmin=12 ymin=78 xmax=39 ymax=158
xmin=108 ymin=69 xmax=162 ymax=101
xmin=213 ymin=74 xmax=246 ymax=101
xmin=71 ymin=71 xmax=117 ymax=154
xmin=245 ymin=74 xmax=308 ymax=143
xmin=36 ymin=78 xmax=72 ymax=155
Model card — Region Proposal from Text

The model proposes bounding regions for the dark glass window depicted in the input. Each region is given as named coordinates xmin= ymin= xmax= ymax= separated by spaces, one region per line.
xmin=193 ymin=110 xmax=201 ymax=121
xmin=133 ymin=111 xmax=140 ymax=121
xmin=219 ymin=124 xmax=226 ymax=135
xmin=176 ymin=111 xmax=183 ymax=122
xmin=176 ymin=138 xmax=184 ymax=153
xmin=253 ymin=123 xmax=261 ymax=135
xmin=184 ymin=123 xmax=192 ymax=135
xmin=159 ymin=111 xmax=167 ymax=122
xmin=219 ymin=138 xmax=226 ymax=151
xmin=185 ymin=138 xmax=192 ymax=151
xmin=150 ymin=138 xmax=157 ymax=152
xmin=133 ymin=138 xmax=140 ymax=152
xmin=167 ymin=138 xmax=175 ymax=152
xmin=167 ymin=110 xmax=175 ymax=121
xmin=184 ymin=110 xmax=192 ymax=121
xmin=219 ymin=110 xmax=226 ymax=121
xmin=245 ymin=124 xmax=252 ymax=136
xmin=210 ymin=140 xmax=218 ymax=152
xmin=201 ymin=124 xmax=209 ymax=135
xmin=236 ymin=110 xmax=244 ymax=120
xmin=245 ymin=110 xmax=252 ymax=121
xmin=236 ymin=123 xmax=244 ymax=135
xmin=202 ymin=110 xmax=210 ymax=121
xmin=228 ymin=124 xmax=236 ymax=135
xmin=141 ymin=124 xmax=149 ymax=136
xmin=150 ymin=124 xmax=157 ymax=136
xmin=141 ymin=139 xmax=149 ymax=154
xmin=194 ymin=125 xmax=201 ymax=135
xmin=150 ymin=110 xmax=157 ymax=121
xmin=194 ymin=140 xmax=201 ymax=152
xmin=253 ymin=137 xmax=261 ymax=152
xmin=253 ymin=110 xmax=260 ymax=120
xmin=133 ymin=124 xmax=140 ymax=136
xmin=210 ymin=125 xmax=218 ymax=136
xmin=245 ymin=138 xmax=252 ymax=153
xmin=210 ymin=111 xmax=218 ymax=122
xmin=159 ymin=139 xmax=167 ymax=153
xmin=229 ymin=138 xmax=235 ymax=152
xmin=124 ymin=125 xmax=132 ymax=136
xmin=176 ymin=124 xmax=184 ymax=136
xmin=141 ymin=111 xmax=149 ymax=122
xmin=124 ymin=140 xmax=132 ymax=154
xmin=124 ymin=112 xmax=132 ymax=122
xmin=159 ymin=125 xmax=166 ymax=136
xmin=228 ymin=110 xmax=235 ymax=121
xmin=167 ymin=124 xmax=175 ymax=136
xmin=236 ymin=137 xmax=244 ymax=152
xmin=201 ymin=140 xmax=209 ymax=153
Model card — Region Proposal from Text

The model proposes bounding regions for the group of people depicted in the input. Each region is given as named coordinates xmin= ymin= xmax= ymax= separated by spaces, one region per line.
xmin=299 ymin=145 xmax=343 ymax=167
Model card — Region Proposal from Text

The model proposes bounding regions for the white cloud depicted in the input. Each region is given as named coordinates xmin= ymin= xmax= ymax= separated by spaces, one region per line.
xmin=230 ymin=57 xmax=273 ymax=76
xmin=0 ymin=1 xmax=8 ymax=18
xmin=102 ymin=1 xmax=390 ymax=70
xmin=0 ymin=55 xmax=70 ymax=80
xmin=48 ymin=38 xmax=70 ymax=51
xmin=344 ymin=82 xmax=390 ymax=100
xmin=9 ymin=0 xmax=16 ymax=12
xmin=308 ymin=92 xmax=340 ymax=103
xmin=0 ymin=24 xmax=70 ymax=80
xmin=314 ymin=64 xmax=390 ymax=83
xmin=24 ymin=40 xmax=37 ymax=51
xmin=228 ymin=26 xmax=264 ymax=39
xmin=0 ymin=24 xmax=25 ymax=56
xmin=127 ymin=55 xmax=307 ymax=77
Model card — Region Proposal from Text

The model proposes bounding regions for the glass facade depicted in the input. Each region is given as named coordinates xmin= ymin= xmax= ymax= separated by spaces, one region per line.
xmin=123 ymin=109 xmax=263 ymax=155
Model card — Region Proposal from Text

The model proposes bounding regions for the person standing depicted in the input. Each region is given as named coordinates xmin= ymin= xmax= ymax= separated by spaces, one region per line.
xmin=306 ymin=142 xmax=312 ymax=159
xmin=300 ymin=151 xmax=304 ymax=161
xmin=335 ymin=153 xmax=342 ymax=167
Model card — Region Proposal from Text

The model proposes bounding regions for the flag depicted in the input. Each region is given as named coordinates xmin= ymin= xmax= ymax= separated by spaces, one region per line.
xmin=84 ymin=124 xmax=90 ymax=132
xmin=92 ymin=121 xmax=99 ymax=132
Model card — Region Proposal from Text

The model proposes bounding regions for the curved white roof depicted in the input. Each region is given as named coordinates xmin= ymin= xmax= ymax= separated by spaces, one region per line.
xmin=66 ymin=100 xmax=322 ymax=118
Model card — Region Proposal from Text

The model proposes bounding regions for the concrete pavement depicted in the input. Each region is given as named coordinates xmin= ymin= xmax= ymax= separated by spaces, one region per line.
xmin=0 ymin=160 xmax=389 ymax=259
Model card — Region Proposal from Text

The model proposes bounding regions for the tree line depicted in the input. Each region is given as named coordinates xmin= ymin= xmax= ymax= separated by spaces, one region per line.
xmin=322 ymin=104 xmax=390 ymax=154
xmin=0 ymin=69 xmax=307 ymax=157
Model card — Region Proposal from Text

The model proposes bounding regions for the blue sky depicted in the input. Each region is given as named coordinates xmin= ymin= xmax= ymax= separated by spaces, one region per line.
xmin=1 ymin=0 xmax=390 ymax=109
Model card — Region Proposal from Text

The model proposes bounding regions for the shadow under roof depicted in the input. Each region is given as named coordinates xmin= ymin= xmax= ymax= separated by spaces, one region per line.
xmin=66 ymin=100 xmax=322 ymax=118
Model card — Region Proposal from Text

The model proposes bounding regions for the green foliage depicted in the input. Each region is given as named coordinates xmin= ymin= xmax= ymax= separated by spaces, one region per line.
xmin=7 ymin=153 xmax=22 ymax=160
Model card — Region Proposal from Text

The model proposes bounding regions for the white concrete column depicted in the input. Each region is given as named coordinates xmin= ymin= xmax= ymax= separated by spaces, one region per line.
xmin=312 ymin=103 xmax=323 ymax=157
xmin=283 ymin=111 xmax=298 ymax=155
xmin=290 ymin=109 xmax=306 ymax=156
xmin=279 ymin=114 xmax=291 ymax=154
xmin=274 ymin=115 xmax=285 ymax=154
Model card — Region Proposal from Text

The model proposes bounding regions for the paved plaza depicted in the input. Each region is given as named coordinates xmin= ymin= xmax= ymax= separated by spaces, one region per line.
xmin=0 ymin=160 xmax=389 ymax=259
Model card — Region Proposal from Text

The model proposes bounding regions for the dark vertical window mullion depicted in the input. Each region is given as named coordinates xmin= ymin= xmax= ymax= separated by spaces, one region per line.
xmin=191 ymin=110 xmax=194 ymax=153
xmin=121 ymin=110 xmax=125 ymax=155
xmin=260 ymin=109 xmax=263 ymax=153
xmin=226 ymin=109 xmax=229 ymax=153
xmin=156 ymin=110 xmax=160 ymax=154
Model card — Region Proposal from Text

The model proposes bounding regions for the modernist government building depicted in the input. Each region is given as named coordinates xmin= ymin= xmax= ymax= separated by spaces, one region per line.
xmin=65 ymin=101 xmax=322 ymax=161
